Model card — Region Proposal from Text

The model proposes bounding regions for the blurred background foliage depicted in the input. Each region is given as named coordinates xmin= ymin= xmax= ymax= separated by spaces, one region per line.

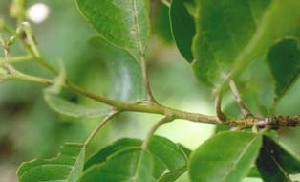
xmin=0 ymin=0 xmax=299 ymax=182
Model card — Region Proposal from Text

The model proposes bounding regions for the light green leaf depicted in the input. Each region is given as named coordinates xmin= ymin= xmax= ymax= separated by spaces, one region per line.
xmin=256 ymin=136 xmax=300 ymax=182
xmin=44 ymin=94 xmax=111 ymax=119
xmin=192 ymin=0 xmax=300 ymax=88
xmin=80 ymin=136 xmax=189 ymax=182
xmin=267 ymin=38 xmax=300 ymax=105
xmin=188 ymin=131 xmax=262 ymax=182
xmin=170 ymin=0 xmax=196 ymax=62
xmin=17 ymin=143 xmax=85 ymax=182
xmin=88 ymin=36 xmax=144 ymax=102
xmin=44 ymin=61 xmax=110 ymax=119
xmin=76 ymin=0 xmax=151 ymax=59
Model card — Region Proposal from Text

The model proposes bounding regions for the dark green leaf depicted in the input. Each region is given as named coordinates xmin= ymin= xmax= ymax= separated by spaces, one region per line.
xmin=189 ymin=131 xmax=262 ymax=182
xmin=76 ymin=0 xmax=150 ymax=59
xmin=79 ymin=148 xmax=155 ymax=182
xmin=178 ymin=144 xmax=192 ymax=158
xmin=267 ymin=38 xmax=300 ymax=101
xmin=247 ymin=167 xmax=261 ymax=178
xmin=17 ymin=143 xmax=85 ymax=182
xmin=256 ymin=136 xmax=300 ymax=182
xmin=81 ymin=136 xmax=189 ymax=182
xmin=157 ymin=4 xmax=173 ymax=43
xmin=192 ymin=0 xmax=300 ymax=87
xmin=170 ymin=0 xmax=196 ymax=62
xmin=148 ymin=135 xmax=188 ymax=171
xmin=158 ymin=167 xmax=186 ymax=182
xmin=84 ymin=138 xmax=141 ymax=170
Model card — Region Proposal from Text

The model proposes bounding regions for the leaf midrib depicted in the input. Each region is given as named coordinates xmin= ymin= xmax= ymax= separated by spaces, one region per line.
xmin=133 ymin=0 xmax=144 ymax=58
xmin=221 ymin=134 xmax=260 ymax=182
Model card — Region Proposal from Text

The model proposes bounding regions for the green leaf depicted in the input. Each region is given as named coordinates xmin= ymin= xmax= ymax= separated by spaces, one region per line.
xmin=80 ymin=148 xmax=155 ymax=182
xmin=192 ymin=0 xmax=300 ymax=87
xmin=44 ymin=94 xmax=110 ymax=119
xmin=84 ymin=138 xmax=141 ymax=170
xmin=188 ymin=131 xmax=262 ymax=182
xmin=88 ymin=36 xmax=144 ymax=101
xmin=17 ymin=143 xmax=85 ymax=182
xmin=256 ymin=136 xmax=300 ymax=182
xmin=158 ymin=167 xmax=187 ymax=182
xmin=247 ymin=167 xmax=261 ymax=178
xmin=170 ymin=0 xmax=196 ymax=62
xmin=156 ymin=4 xmax=173 ymax=43
xmin=81 ymin=136 xmax=189 ymax=182
xmin=76 ymin=0 xmax=151 ymax=59
xmin=44 ymin=61 xmax=110 ymax=119
xmin=148 ymin=135 xmax=189 ymax=171
xmin=267 ymin=38 xmax=300 ymax=101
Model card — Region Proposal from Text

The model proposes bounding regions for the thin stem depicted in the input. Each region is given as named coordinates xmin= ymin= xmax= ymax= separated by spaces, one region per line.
xmin=140 ymin=56 xmax=157 ymax=103
xmin=8 ymin=71 xmax=53 ymax=84
xmin=132 ymin=0 xmax=157 ymax=104
xmin=215 ymin=93 xmax=225 ymax=122
xmin=84 ymin=110 xmax=119 ymax=146
xmin=141 ymin=116 xmax=175 ymax=149
xmin=0 ymin=55 xmax=33 ymax=65
xmin=229 ymin=80 xmax=253 ymax=118
xmin=3 ymin=70 xmax=300 ymax=129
